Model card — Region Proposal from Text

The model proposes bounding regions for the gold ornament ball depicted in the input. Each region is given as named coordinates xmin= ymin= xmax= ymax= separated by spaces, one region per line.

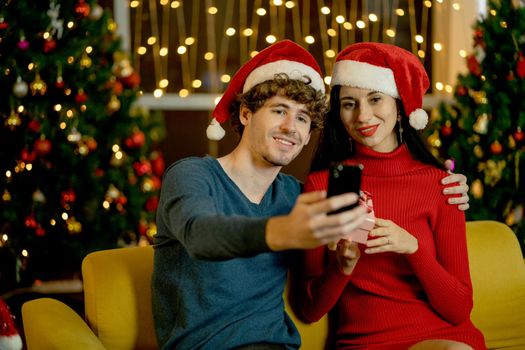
xmin=77 ymin=143 xmax=89 ymax=156
xmin=107 ymin=95 xmax=121 ymax=114
xmin=473 ymin=113 xmax=489 ymax=134
xmin=473 ymin=145 xmax=484 ymax=158
xmin=106 ymin=184 xmax=120 ymax=199
xmin=147 ymin=223 xmax=157 ymax=239
xmin=30 ymin=74 xmax=47 ymax=95
xmin=80 ymin=53 xmax=92 ymax=69
xmin=141 ymin=177 xmax=154 ymax=192
xmin=5 ymin=111 xmax=21 ymax=129
xmin=67 ymin=217 xmax=82 ymax=234
xmin=32 ymin=189 xmax=46 ymax=203
xmin=470 ymin=179 xmax=484 ymax=199
xmin=2 ymin=189 xmax=12 ymax=202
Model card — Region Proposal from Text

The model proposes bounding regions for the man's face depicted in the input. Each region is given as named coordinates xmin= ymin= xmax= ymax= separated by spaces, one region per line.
xmin=240 ymin=95 xmax=312 ymax=167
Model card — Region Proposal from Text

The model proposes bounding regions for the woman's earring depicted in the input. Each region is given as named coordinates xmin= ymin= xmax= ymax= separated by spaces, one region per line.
xmin=349 ymin=137 xmax=353 ymax=152
xmin=397 ymin=115 xmax=403 ymax=144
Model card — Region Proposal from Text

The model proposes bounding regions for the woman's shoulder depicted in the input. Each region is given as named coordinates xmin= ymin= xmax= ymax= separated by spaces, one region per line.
xmin=405 ymin=163 xmax=451 ymax=191
xmin=413 ymin=163 xmax=449 ymax=178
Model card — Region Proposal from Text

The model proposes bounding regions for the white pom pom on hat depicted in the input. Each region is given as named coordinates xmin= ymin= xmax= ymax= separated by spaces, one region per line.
xmin=330 ymin=42 xmax=430 ymax=130
xmin=207 ymin=39 xmax=326 ymax=140
xmin=0 ymin=299 xmax=22 ymax=350
xmin=206 ymin=118 xmax=226 ymax=141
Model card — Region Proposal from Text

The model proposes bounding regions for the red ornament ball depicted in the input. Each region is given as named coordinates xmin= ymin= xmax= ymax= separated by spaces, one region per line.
xmin=145 ymin=196 xmax=159 ymax=212
xmin=120 ymin=72 xmax=141 ymax=89
xmin=473 ymin=28 xmax=485 ymax=48
xmin=150 ymin=152 xmax=165 ymax=177
xmin=35 ymin=226 xmax=46 ymax=237
xmin=517 ymin=53 xmax=525 ymax=79
xmin=75 ymin=0 xmax=91 ymax=17
xmin=0 ymin=20 xmax=8 ymax=30
xmin=115 ymin=195 xmax=128 ymax=205
xmin=151 ymin=176 xmax=162 ymax=190
xmin=28 ymin=119 xmax=41 ymax=133
xmin=55 ymin=77 xmax=65 ymax=89
xmin=467 ymin=55 xmax=482 ymax=77
xmin=456 ymin=85 xmax=467 ymax=96
xmin=138 ymin=220 xmax=148 ymax=236
xmin=24 ymin=215 xmax=38 ymax=229
xmin=514 ymin=128 xmax=524 ymax=142
xmin=441 ymin=124 xmax=453 ymax=137
xmin=75 ymin=91 xmax=88 ymax=104
xmin=20 ymin=148 xmax=37 ymax=162
xmin=125 ymin=130 xmax=146 ymax=148
xmin=61 ymin=189 xmax=77 ymax=204
xmin=86 ymin=137 xmax=98 ymax=151
xmin=43 ymin=39 xmax=57 ymax=53
xmin=133 ymin=160 xmax=152 ymax=176
xmin=94 ymin=168 xmax=105 ymax=177
xmin=34 ymin=138 xmax=52 ymax=156
xmin=490 ymin=141 xmax=503 ymax=155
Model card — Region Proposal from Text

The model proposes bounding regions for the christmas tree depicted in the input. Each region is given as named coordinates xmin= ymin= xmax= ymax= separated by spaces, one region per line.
xmin=429 ymin=0 xmax=525 ymax=253
xmin=0 ymin=0 xmax=165 ymax=293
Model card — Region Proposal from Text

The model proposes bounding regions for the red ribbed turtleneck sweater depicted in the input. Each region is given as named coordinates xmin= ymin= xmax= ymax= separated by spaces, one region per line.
xmin=293 ymin=144 xmax=486 ymax=349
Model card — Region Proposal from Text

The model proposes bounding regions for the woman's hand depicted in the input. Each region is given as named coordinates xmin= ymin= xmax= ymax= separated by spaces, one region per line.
xmin=442 ymin=160 xmax=470 ymax=211
xmin=365 ymin=218 xmax=418 ymax=254
xmin=334 ymin=239 xmax=360 ymax=275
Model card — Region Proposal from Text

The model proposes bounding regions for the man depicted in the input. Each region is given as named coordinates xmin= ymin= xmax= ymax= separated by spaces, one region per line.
xmin=152 ymin=40 xmax=469 ymax=350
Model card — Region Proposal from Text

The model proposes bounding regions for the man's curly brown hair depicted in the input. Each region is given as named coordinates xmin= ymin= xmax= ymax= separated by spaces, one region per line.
xmin=229 ymin=73 xmax=328 ymax=137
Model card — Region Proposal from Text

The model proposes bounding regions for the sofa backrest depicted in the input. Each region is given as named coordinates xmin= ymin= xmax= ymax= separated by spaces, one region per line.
xmin=82 ymin=245 xmax=157 ymax=350
xmin=467 ymin=220 xmax=525 ymax=349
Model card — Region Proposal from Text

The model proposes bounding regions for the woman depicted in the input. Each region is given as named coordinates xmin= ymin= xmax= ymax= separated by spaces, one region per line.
xmin=290 ymin=43 xmax=486 ymax=349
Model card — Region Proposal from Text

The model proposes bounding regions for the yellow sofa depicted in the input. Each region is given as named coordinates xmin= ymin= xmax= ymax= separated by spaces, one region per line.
xmin=22 ymin=221 xmax=525 ymax=350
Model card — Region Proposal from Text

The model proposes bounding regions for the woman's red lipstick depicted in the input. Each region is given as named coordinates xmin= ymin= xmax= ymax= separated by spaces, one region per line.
xmin=357 ymin=124 xmax=379 ymax=137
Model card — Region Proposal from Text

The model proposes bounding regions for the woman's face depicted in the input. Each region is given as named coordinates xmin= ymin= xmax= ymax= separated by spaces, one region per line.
xmin=339 ymin=86 xmax=399 ymax=153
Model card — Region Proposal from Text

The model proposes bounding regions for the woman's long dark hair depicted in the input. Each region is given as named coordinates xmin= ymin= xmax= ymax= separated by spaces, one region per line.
xmin=310 ymin=85 xmax=446 ymax=172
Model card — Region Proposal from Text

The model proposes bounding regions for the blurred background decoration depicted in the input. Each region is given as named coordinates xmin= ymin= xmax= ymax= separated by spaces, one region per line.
xmin=429 ymin=0 xmax=525 ymax=253
xmin=0 ymin=0 xmax=165 ymax=295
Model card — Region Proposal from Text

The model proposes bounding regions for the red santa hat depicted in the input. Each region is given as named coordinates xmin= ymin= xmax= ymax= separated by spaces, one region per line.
xmin=330 ymin=42 xmax=430 ymax=130
xmin=0 ymin=299 xmax=22 ymax=350
xmin=206 ymin=39 xmax=325 ymax=140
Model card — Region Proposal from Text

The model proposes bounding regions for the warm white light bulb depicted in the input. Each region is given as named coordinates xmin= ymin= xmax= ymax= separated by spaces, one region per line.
xmin=266 ymin=35 xmax=277 ymax=43
xmin=304 ymin=35 xmax=315 ymax=44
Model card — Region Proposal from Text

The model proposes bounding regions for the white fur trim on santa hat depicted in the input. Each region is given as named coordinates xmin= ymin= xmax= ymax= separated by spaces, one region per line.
xmin=330 ymin=60 xmax=399 ymax=98
xmin=409 ymin=108 xmax=428 ymax=130
xmin=206 ymin=118 xmax=226 ymax=141
xmin=0 ymin=334 xmax=23 ymax=350
xmin=243 ymin=60 xmax=325 ymax=94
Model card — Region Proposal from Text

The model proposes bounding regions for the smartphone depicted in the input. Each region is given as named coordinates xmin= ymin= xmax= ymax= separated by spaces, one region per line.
xmin=327 ymin=163 xmax=363 ymax=215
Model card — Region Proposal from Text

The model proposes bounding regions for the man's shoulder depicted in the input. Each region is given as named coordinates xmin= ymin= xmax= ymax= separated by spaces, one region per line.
xmin=165 ymin=156 xmax=215 ymax=174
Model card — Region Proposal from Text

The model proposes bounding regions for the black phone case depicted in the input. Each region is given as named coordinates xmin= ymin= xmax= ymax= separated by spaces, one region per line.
xmin=327 ymin=163 xmax=363 ymax=214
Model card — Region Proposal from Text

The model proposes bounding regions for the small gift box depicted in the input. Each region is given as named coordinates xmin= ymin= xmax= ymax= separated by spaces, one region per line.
xmin=343 ymin=191 xmax=375 ymax=244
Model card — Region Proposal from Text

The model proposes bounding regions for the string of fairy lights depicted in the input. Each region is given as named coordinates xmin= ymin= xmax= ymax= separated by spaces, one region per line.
xmin=118 ymin=0 xmax=476 ymax=107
